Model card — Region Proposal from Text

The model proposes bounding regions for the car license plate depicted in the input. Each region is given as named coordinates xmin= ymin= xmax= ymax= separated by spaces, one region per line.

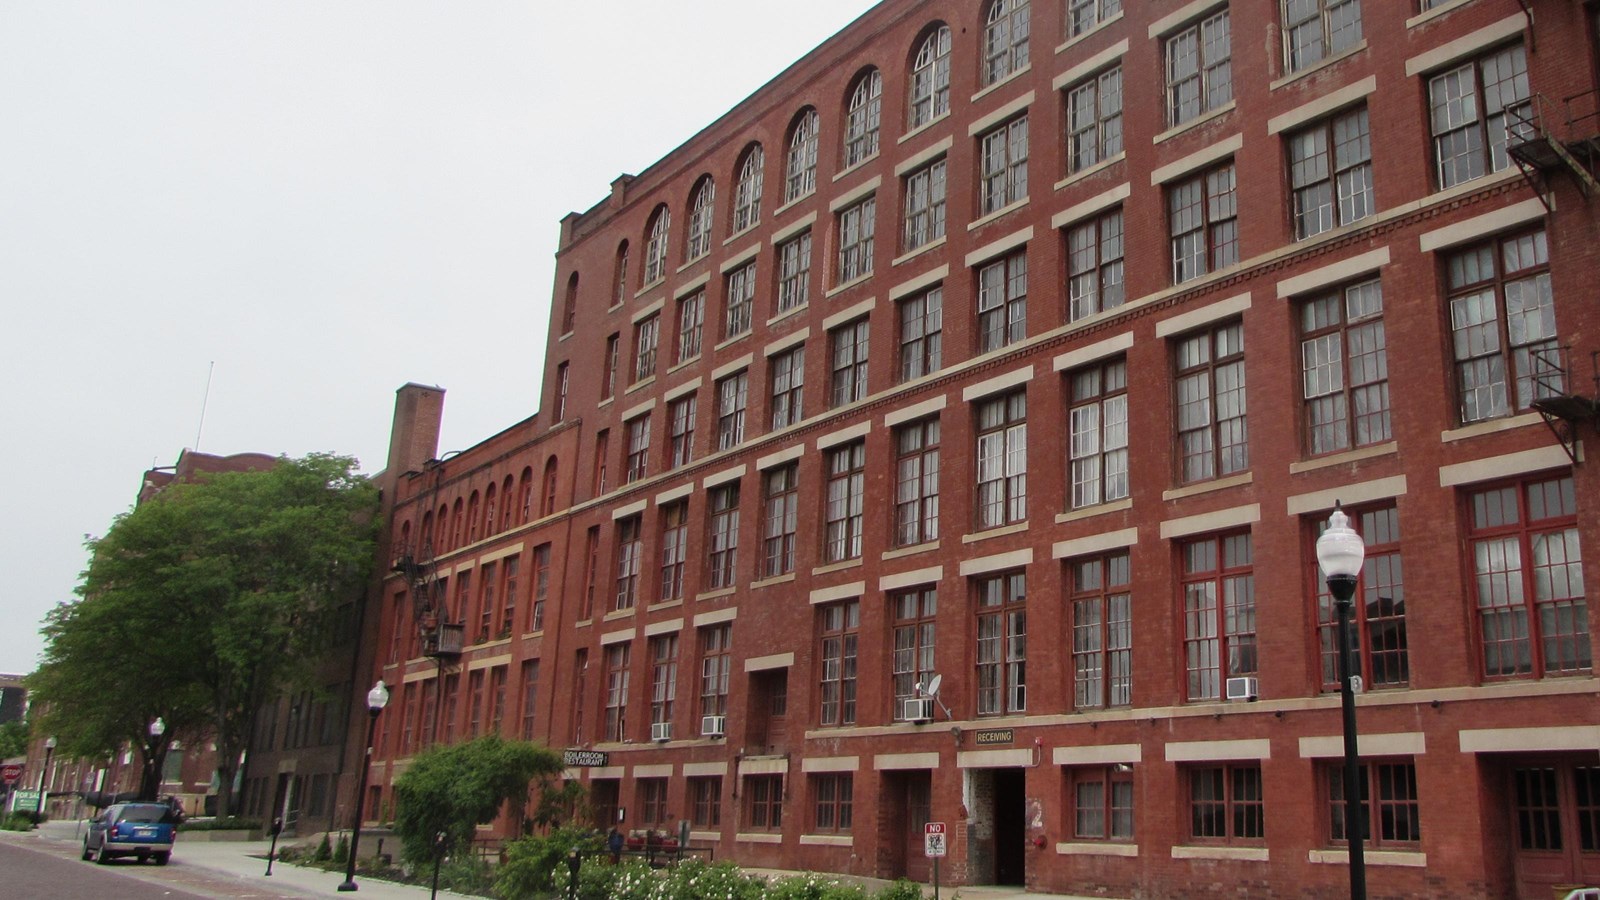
xmin=134 ymin=827 xmax=154 ymax=837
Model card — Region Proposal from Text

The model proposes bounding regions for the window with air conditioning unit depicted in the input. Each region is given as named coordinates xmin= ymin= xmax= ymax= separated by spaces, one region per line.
xmin=651 ymin=721 xmax=673 ymax=742
xmin=701 ymin=715 xmax=726 ymax=737
xmin=1225 ymin=676 xmax=1258 ymax=701
xmin=902 ymin=697 xmax=933 ymax=722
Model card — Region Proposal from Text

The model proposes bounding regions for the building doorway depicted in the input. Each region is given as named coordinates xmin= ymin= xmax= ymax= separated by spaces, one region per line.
xmin=878 ymin=770 xmax=933 ymax=881
xmin=967 ymin=767 xmax=1025 ymax=886
xmin=1504 ymin=756 xmax=1600 ymax=898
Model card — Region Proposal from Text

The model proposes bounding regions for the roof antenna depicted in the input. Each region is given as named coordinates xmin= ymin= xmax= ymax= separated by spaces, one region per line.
xmin=194 ymin=361 xmax=215 ymax=452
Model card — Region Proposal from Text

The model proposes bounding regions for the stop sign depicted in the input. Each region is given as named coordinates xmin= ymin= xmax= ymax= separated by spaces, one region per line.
xmin=1 ymin=764 xmax=22 ymax=786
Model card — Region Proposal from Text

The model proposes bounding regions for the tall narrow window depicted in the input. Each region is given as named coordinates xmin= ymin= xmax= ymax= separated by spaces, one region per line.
xmin=541 ymin=459 xmax=558 ymax=517
xmin=979 ymin=117 xmax=1029 ymax=214
xmin=1071 ymin=765 xmax=1135 ymax=842
xmin=531 ymin=545 xmax=550 ymax=632
xmin=1169 ymin=162 xmax=1238 ymax=283
xmin=650 ymin=635 xmax=678 ymax=736
xmin=519 ymin=659 xmax=539 ymax=740
xmin=837 ymin=197 xmax=876 ymax=283
xmin=844 ymin=69 xmax=883 ymax=167
xmin=725 ymin=261 xmax=756 ymax=339
xmin=770 ymin=344 xmax=806 ymax=429
xmin=976 ymin=391 xmax=1027 ymax=528
xmin=501 ymin=555 xmax=519 ymax=636
xmin=692 ymin=777 xmax=723 ymax=828
xmin=625 ymin=415 xmax=650 ymax=483
xmin=716 ymin=371 xmax=748 ymax=450
xmin=899 ymin=286 xmax=943 ymax=381
xmin=659 ymin=501 xmax=688 ymax=603
xmin=581 ymin=526 xmax=600 ymax=621
xmin=633 ymin=314 xmax=659 ymax=382
xmin=978 ymin=251 xmax=1028 ymax=352
xmin=892 ymin=587 xmax=938 ymax=720
xmin=613 ymin=241 xmax=630 ymax=307
xmin=1447 ymin=228 xmax=1559 ymax=424
xmin=1182 ymin=531 xmax=1255 ymax=701
xmin=1067 ymin=209 xmax=1125 ymax=321
xmin=1301 ymin=278 xmax=1388 ymax=455
xmin=554 ymin=362 xmax=569 ymax=422
xmin=1284 ymin=0 xmax=1362 ymax=72
xmin=686 ymin=178 xmax=715 ymax=261
xmin=477 ymin=560 xmax=497 ymax=640
xmin=644 ymin=207 xmax=670 ymax=285
xmin=602 ymin=334 xmax=619 ymax=398
xmin=1067 ymin=0 xmax=1121 ymax=38
xmin=1176 ymin=321 xmax=1248 ymax=483
xmin=975 ymin=571 xmax=1027 ymax=715
xmin=562 ymin=273 xmax=578 ymax=334
xmin=1428 ymin=44 xmax=1529 ymax=189
xmin=1165 ymin=11 xmax=1232 ymax=127
xmin=830 ymin=319 xmax=870 ymax=407
xmin=669 ymin=393 xmax=697 ymax=469
xmin=983 ymin=0 xmax=1031 ymax=85
xmin=1290 ymin=105 xmax=1373 ymax=239
xmin=734 ymin=145 xmax=764 ymax=234
xmin=1068 ymin=356 xmax=1129 ymax=509
xmin=786 ymin=109 xmax=820 ymax=202
xmin=592 ymin=431 xmax=609 ymax=496
xmin=603 ymin=643 xmax=630 ymax=742
xmin=614 ymin=516 xmax=642 ymax=611
xmin=676 ymin=289 xmax=704 ymax=364
xmin=1070 ymin=552 xmax=1132 ymax=708
xmin=818 ymin=600 xmax=860 ymax=726
xmin=909 ymin=25 xmax=952 ymax=128
xmin=777 ymin=232 xmax=812 ymax=312
xmin=1313 ymin=504 xmax=1407 ymax=691
xmin=707 ymin=482 xmax=740 ymax=590
xmin=762 ymin=464 xmax=799 ymax=577
xmin=903 ymin=159 xmax=947 ymax=251
xmin=825 ymin=442 xmax=866 ymax=562
xmin=700 ymin=623 xmax=732 ymax=721
xmin=894 ymin=418 xmax=940 ymax=546
xmin=1066 ymin=67 xmax=1123 ymax=173
xmin=813 ymin=774 xmax=854 ymax=833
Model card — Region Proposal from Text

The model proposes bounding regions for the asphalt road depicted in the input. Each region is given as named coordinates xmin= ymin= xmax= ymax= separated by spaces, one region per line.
xmin=0 ymin=838 xmax=314 ymax=899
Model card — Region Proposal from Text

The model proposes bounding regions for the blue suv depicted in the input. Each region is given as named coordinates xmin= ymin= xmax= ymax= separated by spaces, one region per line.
xmin=82 ymin=802 xmax=177 ymax=865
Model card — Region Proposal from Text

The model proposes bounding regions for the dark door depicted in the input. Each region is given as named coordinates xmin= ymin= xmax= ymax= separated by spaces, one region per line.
xmin=750 ymin=670 xmax=788 ymax=755
xmin=904 ymin=772 xmax=933 ymax=883
xmin=1510 ymin=759 xmax=1600 ymax=898
xmin=993 ymin=768 xmax=1026 ymax=886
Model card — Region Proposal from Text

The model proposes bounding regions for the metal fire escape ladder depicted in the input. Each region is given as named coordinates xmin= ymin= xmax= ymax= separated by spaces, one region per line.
xmin=1529 ymin=347 xmax=1600 ymax=464
xmin=1507 ymin=90 xmax=1600 ymax=212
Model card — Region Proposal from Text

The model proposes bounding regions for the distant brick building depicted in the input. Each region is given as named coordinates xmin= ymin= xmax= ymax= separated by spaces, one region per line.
xmin=364 ymin=2 xmax=1600 ymax=897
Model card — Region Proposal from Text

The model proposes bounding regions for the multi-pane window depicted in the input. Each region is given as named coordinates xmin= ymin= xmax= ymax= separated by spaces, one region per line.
xmin=747 ymin=775 xmax=783 ymax=830
xmin=554 ymin=362 xmax=569 ymax=422
xmin=1176 ymin=321 xmax=1248 ymax=483
xmin=892 ymin=588 xmax=937 ymax=719
xmin=1327 ymin=761 xmax=1420 ymax=848
xmin=519 ymin=659 xmax=539 ymax=740
xmin=650 ymin=635 xmax=678 ymax=733
xmin=686 ymin=179 xmax=714 ymax=261
xmin=1182 ymin=531 xmax=1255 ymax=701
xmin=903 ymin=159 xmax=948 ymax=251
xmin=615 ymin=516 xmax=643 ymax=611
xmin=677 ymin=290 xmax=705 ymax=363
xmin=830 ymin=319 xmax=870 ymax=407
xmin=640 ymin=778 xmax=669 ymax=827
xmin=602 ymin=334 xmax=619 ymax=398
xmin=725 ymin=262 xmax=756 ymax=339
xmin=1429 ymin=44 xmax=1529 ymax=188
xmin=603 ymin=643 xmax=630 ymax=742
xmin=531 ymin=545 xmax=550 ymax=632
xmin=813 ymin=773 xmax=854 ymax=833
xmin=899 ymin=287 xmax=943 ymax=382
xmin=581 ymin=526 xmax=600 ymax=620
xmin=1072 ymin=765 xmax=1134 ymax=841
xmin=818 ymin=600 xmax=860 ymax=726
xmin=633 ymin=315 xmax=659 ymax=382
xmin=786 ymin=109 xmax=820 ymax=202
xmin=777 ymin=232 xmax=812 ymax=312
xmin=983 ymin=0 xmax=1030 ymax=85
xmin=691 ymin=777 xmax=722 ymax=828
xmin=1469 ymin=474 xmax=1588 ymax=678
xmin=669 ymin=394 xmax=697 ymax=469
xmin=644 ymin=208 xmax=670 ymax=285
xmin=975 ymin=571 xmax=1027 ymax=715
xmin=1068 ymin=356 xmax=1129 ymax=508
xmin=976 ymin=391 xmax=1028 ymax=528
xmin=979 ymin=117 xmax=1029 ymax=214
xmin=1301 ymin=278 xmax=1389 ymax=454
xmin=1071 ymin=553 xmax=1132 ymax=708
xmin=625 ymin=415 xmax=650 ymax=483
xmin=909 ymin=26 xmax=952 ymax=128
xmin=1448 ymin=229 xmax=1559 ymax=424
xmin=734 ymin=146 xmax=763 ymax=234
xmin=1189 ymin=764 xmax=1265 ymax=842
xmin=716 ymin=371 xmax=748 ymax=450
xmin=770 ymin=345 xmax=805 ymax=429
xmin=838 ymin=197 xmax=876 ymax=283
xmin=1165 ymin=11 xmax=1232 ymax=127
xmin=592 ymin=431 xmax=609 ymax=497
xmin=659 ymin=501 xmax=689 ymax=603
xmin=1067 ymin=0 xmax=1121 ymax=38
xmin=762 ymin=464 xmax=799 ymax=577
xmin=977 ymin=251 xmax=1028 ymax=352
xmin=1284 ymin=0 xmax=1362 ymax=72
xmin=613 ymin=242 xmax=630 ymax=307
xmin=1067 ymin=68 xmax=1123 ymax=173
xmin=700 ymin=623 xmax=732 ymax=720
xmin=707 ymin=482 xmax=740 ymax=590
xmin=1290 ymin=106 xmax=1373 ymax=239
xmin=1169 ymin=162 xmax=1238 ymax=283
xmin=894 ymin=419 xmax=941 ymax=546
xmin=825 ymin=442 xmax=866 ymax=562
xmin=478 ymin=560 xmax=497 ymax=640
xmin=844 ymin=69 xmax=883 ymax=167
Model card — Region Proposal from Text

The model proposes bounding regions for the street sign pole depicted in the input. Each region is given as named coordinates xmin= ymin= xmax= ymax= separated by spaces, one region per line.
xmin=924 ymin=822 xmax=947 ymax=900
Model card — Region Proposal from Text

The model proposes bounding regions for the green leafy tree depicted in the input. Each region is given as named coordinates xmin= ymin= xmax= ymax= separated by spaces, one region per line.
xmin=30 ymin=454 xmax=378 ymax=814
xmin=392 ymin=735 xmax=563 ymax=867
xmin=0 ymin=720 xmax=30 ymax=761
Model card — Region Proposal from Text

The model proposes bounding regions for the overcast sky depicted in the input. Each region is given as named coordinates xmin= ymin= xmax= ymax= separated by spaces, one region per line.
xmin=0 ymin=1 xmax=878 ymax=675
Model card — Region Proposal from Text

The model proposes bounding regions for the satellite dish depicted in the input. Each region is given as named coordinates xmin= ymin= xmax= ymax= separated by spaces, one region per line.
xmin=924 ymin=674 xmax=943 ymax=698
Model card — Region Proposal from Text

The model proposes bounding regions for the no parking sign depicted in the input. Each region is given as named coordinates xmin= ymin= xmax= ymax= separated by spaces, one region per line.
xmin=923 ymin=822 xmax=947 ymax=858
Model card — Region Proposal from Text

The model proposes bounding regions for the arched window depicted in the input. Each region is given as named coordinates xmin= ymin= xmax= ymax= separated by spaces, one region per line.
xmin=541 ymin=458 xmax=559 ymax=517
xmin=518 ymin=467 xmax=534 ymax=523
xmin=420 ymin=512 xmax=433 ymax=552
xmin=733 ymin=144 xmax=764 ymax=233
xmin=398 ymin=520 xmax=412 ymax=555
xmin=562 ymin=272 xmax=578 ymax=334
xmin=435 ymin=506 xmax=448 ymax=551
xmin=844 ymin=69 xmax=883 ymax=167
xmin=685 ymin=178 xmax=715 ymax=261
xmin=483 ymin=483 xmax=497 ymax=537
xmin=466 ymin=491 xmax=480 ymax=543
xmin=613 ymin=241 xmax=630 ymax=306
xmin=785 ymin=108 xmax=820 ymax=202
xmin=909 ymin=25 xmax=952 ymax=128
xmin=451 ymin=498 xmax=464 ymax=549
xmin=983 ymin=0 xmax=1030 ymax=86
xmin=644 ymin=206 xmax=671 ymax=285
xmin=500 ymin=475 xmax=515 ymax=530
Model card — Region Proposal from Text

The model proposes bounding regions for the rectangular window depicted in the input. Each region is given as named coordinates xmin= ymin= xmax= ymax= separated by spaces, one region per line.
xmin=979 ymin=117 xmax=1029 ymax=214
xmin=1284 ymin=0 xmax=1362 ymax=72
xmin=838 ymin=197 xmax=876 ymax=283
xmin=975 ymin=571 xmax=1027 ymax=715
xmin=1068 ymin=0 xmax=1121 ymax=38
xmin=1169 ymin=162 xmax=1238 ymax=283
xmin=1183 ymin=531 xmax=1255 ymax=701
xmin=830 ymin=319 xmax=871 ymax=407
xmin=602 ymin=333 xmax=619 ymax=398
xmin=1165 ymin=10 xmax=1232 ymax=127
xmin=677 ymin=290 xmax=705 ymax=363
xmin=669 ymin=393 xmax=697 ymax=469
xmin=770 ymin=345 xmax=806 ymax=429
xmin=659 ymin=501 xmax=689 ymax=603
xmin=1301 ymin=278 xmax=1389 ymax=454
xmin=813 ymin=773 xmax=854 ymax=833
xmin=818 ymin=600 xmax=860 ymax=726
xmin=592 ymin=431 xmax=609 ymax=496
xmin=894 ymin=418 xmax=941 ymax=546
xmin=725 ymin=262 xmax=756 ymax=339
xmin=555 ymin=362 xmax=569 ymax=422
xmin=716 ymin=371 xmax=748 ymax=450
xmin=1429 ymin=44 xmax=1529 ymax=189
xmin=707 ymin=482 xmax=741 ymax=590
xmin=1067 ymin=209 xmax=1125 ymax=322
xmin=603 ymin=643 xmax=630 ymax=743
xmin=478 ymin=560 xmax=497 ymax=641
xmin=763 ymin=463 xmax=799 ymax=577
xmin=581 ymin=526 xmax=600 ymax=620
xmin=614 ymin=516 xmax=642 ymax=611
xmin=691 ymin=776 xmax=722 ymax=828
xmin=825 ymin=442 xmax=866 ymax=562
xmin=903 ymin=158 xmax=948 ymax=251
xmin=625 ymin=415 xmax=650 ymax=483
xmin=573 ymin=648 xmax=588 ymax=745
xmin=519 ymin=659 xmax=539 ymax=740
xmin=502 ymin=555 xmax=519 ymax=635
xmin=633 ymin=314 xmax=659 ymax=382
xmin=1071 ymin=552 xmax=1132 ymax=708
xmin=1448 ymin=228 xmax=1559 ymax=424
xmin=1290 ymin=106 xmax=1373 ymax=239
xmin=1176 ymin=321 xmax=1248 ymax=483
xmin=1068 ymin=356 xmax=1129 ymax=509
xmin=1071 ymin=765 xmax=1135 ymax=841
xmin=746 ymin=775 xmax=784 ymax=830
xmin=892 ymin=587 xmax=938 ymax=719
xmin=898 ymin=286 xmax=943 ymax=382
xmin=639 ymin=778 xmax=669 ymax=827
xmin=650 ymin=635 xmax=678 ymax=732
xmin=977 ymin=251 xmax=1028 ymax=353
xmin=700 ymin=623 xmax=732 ymax=719
xmin=778 ymin=232 xmax=812 ymax=312
xmin=1327 ymin=760 xmax=1420 ymax=848
xmin=468 ymin=669 xmax=485 ymax=737
xmin=532 ymin=545 xmax=551 ymax=632
xmin=489 ymin=665 xmax=508 ymax=734
xmin=1067 ymin=67 xmax=1123 ymax=173
xmin=976 ymin=391 xmax=1028 ymax=529
xmin=1188 ymin=764 xmax=1264 ymax=842
xmin=1469 ymin=474 xmax=1588 ymax=678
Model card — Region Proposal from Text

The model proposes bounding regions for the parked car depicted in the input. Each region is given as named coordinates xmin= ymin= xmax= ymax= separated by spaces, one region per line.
xmin=81 ymin=802 xmax=177 ymax=865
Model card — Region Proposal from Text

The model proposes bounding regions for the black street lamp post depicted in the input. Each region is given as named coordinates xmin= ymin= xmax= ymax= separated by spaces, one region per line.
xmin=1317 ymin=503 xmax=1368 ymax=900
xmin=142 ymin=718 xmax=166 ymax=801
xmin=338 ymin=680 xmax=390 ymax=892
xmin=36 ymin=737 xmax=56 ymax=818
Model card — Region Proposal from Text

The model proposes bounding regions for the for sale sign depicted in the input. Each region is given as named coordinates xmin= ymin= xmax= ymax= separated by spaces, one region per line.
xmin=924 ymin=821 xmax=948 ymax=858
xmin=0 ymin=764 xmax=21 ymax=786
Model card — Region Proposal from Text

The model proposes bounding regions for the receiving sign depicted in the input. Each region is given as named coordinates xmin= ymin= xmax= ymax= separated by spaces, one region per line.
xmin=924 ymin=822 xmax=947 ymax=858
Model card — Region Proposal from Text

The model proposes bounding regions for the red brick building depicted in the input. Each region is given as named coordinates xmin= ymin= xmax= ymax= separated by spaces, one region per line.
xmin=364 ymin=1 xmax=1600 ymax=896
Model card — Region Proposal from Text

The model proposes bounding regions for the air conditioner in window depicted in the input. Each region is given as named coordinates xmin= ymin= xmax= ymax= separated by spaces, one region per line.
xmin=902 ymin=698 xmax=933 ymax=723
xmin=651 ymin=721 xmax=673 ymax=742
xmin=701 ymin=715 xmax=726 ymax=738
xmin=1225 ymin=676 xmax=1259 ymax=702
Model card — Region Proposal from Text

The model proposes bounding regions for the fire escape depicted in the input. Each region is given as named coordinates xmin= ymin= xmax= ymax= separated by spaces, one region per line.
xmin=392 ymin=538 xmax=462 ymax=660
xmin=1528 ymin=347 xmax=1600 ymax=464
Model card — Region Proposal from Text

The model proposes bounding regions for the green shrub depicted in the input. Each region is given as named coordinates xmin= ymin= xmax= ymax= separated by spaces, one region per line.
xmin=313 ymin=833 xmax=333 ymax=862
xmin=178 ymin=817 xmax=260 ymax=832
xmin=333 ymin=833 xmax=349 ymax=864
xmin=2 ymin=812 xmax=37 ymax=832
xmin=495 ymin=826 xmax=603 ymax=898
xmin=435 ymin=854 xmax=496 ymax=895
xmin=873 ymin=879 xmax=927 ymax=900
